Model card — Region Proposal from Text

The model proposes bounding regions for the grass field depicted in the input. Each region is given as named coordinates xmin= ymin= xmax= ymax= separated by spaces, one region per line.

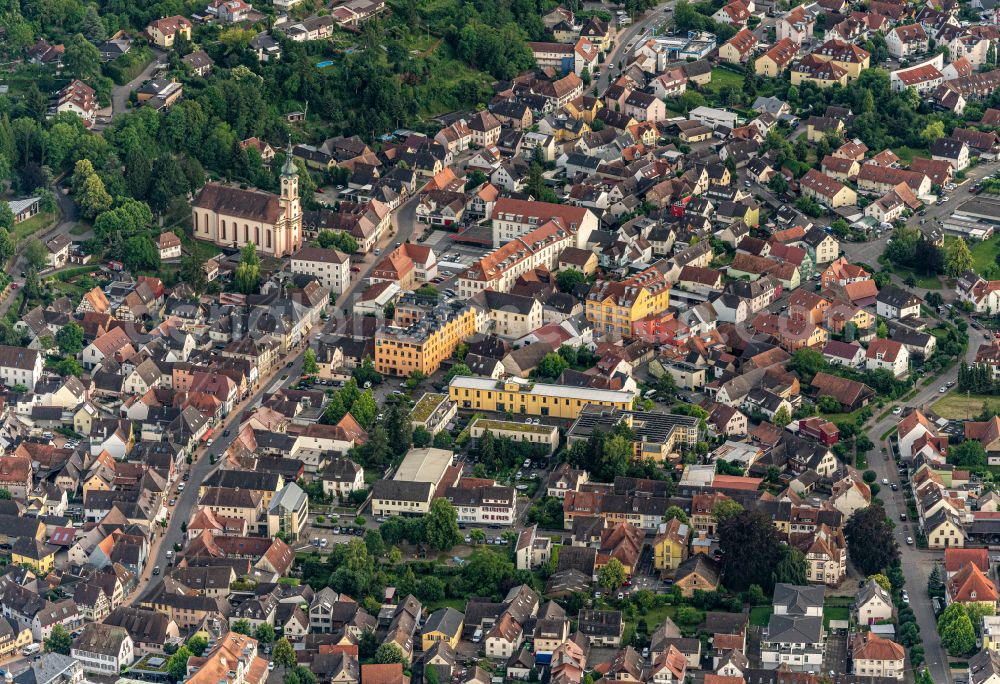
xmin=750 ymin=605 xmax=773 ymax=627
xmin=932 ymin=390 xmax=997 ymax=420
xmin=13 ymin=211 xmax=58 ymax=242
xmin=424 ymin=598 xmax=468 ymax=612
xmin=705 ymin=67 xmax=744 ymax=93
xmin=823 ymin=597 xmax=852 ymax=628
xmin=893 ymin=146 xmax=928 ymax=164
xmin=69 ymin=223 xmax=90 ymax=236
xmin=970 ymin=234 xmax=1000 ymax=273
xmin=887 ymin=264 xmax=942 ymax=289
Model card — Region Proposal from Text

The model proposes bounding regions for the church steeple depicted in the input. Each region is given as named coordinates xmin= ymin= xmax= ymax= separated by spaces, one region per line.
xmin=279 ymin=135 xmax=302 ymax=253
xmin=281 ymin=136 xmax=297 ymax=177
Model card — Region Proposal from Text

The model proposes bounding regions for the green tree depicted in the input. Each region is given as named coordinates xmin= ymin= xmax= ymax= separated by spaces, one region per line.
xmin=768 ymin=173 xmax=789 ymax=195
xmin=712 ymin=498 xmax=744 ymax=523
xmin=719 ymin=509 xmax=785 ymax=592
xmin=921 ymin=121 xmax=946 ymax=145
xmin=845 ymin=505 xmax=898 ymax=575
xmin=167 ymin=646 xmax=193 ymax=682
xmin=433 ymin=430 xmax=453 ymax=449
xmin=186 ymin=636 xmax=208 ymax=657
xmin=0 ymin=228 xmax=14 ymax=266
xmin=773 ymin=547 xmax=808 ymax=585
xmin=413 ymin=425 xmax=432 ymax=447
xmin=945 ymin=237 xmax=974 ymax=277
xmin=255 ymin=623 xmax=276 ymax=643
xmin=64 ymin=33 xmax=102 ymax=80
xmin=23 ymin=238 xmax=48 ymax=271
xmin=303 ymin=348 xmax=319 ymax=375
xmin=664 ymin=505 xmax=688 ymax=525
xmin=445 ymin=363 xmax=472 ymax=383
xmin=0 ymin=204 xmax=14 ymax=232
xmin=877 ymin=321 xmax=889 ymax=338
xmin=374 ymin=643 xmax=406 ymax=664
xmin=272 ymin=637 xmax=296 ymax=669
xmin=534 ymin=352 xmax=569 ymax=381
xmin=556 ymin=268 xmax=586 ymax=293
xmin=598 ymin=557 xmax=627 ymax=590
xmin=56 ymin=322 xmax=84 ymax=356
xmin=0 ymin=489 xmax=10 ymax=500
xmin=231 ymin=619 xmax=253 ymax=635
xmin=772 ymin=406 xmax=791 ymax=428
xmin=424 ymin=497 xmax=462 ymax=551
xmin=180 ymin=255 xmax=208 ymax=293
xmin=78 ymin=172 xmax=112 ymax=219
xmin=52 ymin=357 xmax=83 ymax=378
xmin=317 ymin=230 xmax=358 ymax=254
xmin=234 ymin=243 xmax=261 ymax=294
xmin=122 ymin=235 xmax=160 ymax=273
xmin=938 ymin=603 xmax=976 ymax=656
xmin=525 ymin=162 xmax=557 ymax=203
xmin=44 ymin=624 xmax=72 ymax=654
xmin=950 ymin=440 xmax=987 ymax=468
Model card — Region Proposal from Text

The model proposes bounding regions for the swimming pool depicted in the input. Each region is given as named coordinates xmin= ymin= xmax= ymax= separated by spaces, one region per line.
xmin=317 ymin=60 xmax=334 ymax=67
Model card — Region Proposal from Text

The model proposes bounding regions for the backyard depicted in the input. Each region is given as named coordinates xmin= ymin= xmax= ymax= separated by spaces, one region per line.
xmin=750 ymin=605 xmax=773 ymax=627
xmin=823 ymin=596 xmax=852 ymax=629
xmin=13 ymin=210 xmax=59 ymax=242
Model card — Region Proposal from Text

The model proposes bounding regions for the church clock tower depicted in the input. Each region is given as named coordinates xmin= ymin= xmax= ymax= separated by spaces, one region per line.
xmin=280 ymin=140 xmax=302 ymax=253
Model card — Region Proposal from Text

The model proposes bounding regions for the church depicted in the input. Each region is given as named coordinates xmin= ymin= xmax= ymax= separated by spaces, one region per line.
xmin=191 ymin=147 xmax=303 ymax=258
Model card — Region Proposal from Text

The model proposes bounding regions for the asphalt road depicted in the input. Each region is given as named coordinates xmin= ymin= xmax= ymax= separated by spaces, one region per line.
xmin=136 ymin=182 xmax=424 ymax=601
xmin=597 ymin=4 xmax=677 ymax=94
xmin=0 ymin=186 xmax=81 ymax=318
xmin=111 ymin=50 xmax=166 ymax=117
xmin=862 ymin=323 xmax=989 ymax=684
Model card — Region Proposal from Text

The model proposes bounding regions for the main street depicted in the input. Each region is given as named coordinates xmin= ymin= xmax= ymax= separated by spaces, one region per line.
xmin=597 ymin=3 xmax=677 ymax=94
xmin=860 ymin=322 xmax=989 ymax=684
xmin=138 ymin=187 xmax=423 ymax=601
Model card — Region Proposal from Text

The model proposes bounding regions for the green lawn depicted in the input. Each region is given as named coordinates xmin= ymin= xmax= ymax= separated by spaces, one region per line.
xmin=887 ymin=264 xmax=942 ymax=290
xmin=425 ymin=598 xmax=468 ymax=612
xmin=175 ymin=227 xmax=222 ymax=261
xmin=970 ymin=234 xmax=1000 ymax=273
xmin=13 ymin=211 xmax=58 ymax=242
xmin=69 ymin=223 xmax=90 ymax=236
xmin=705 ymin=67 xmax=744 ymax=93
xmin=750 ymin=605 xmax=773 ymax=626
xmin=893 ymin=146 xmax=928 ymax=164
xmin=932 ymin=390 xmax=996 ymax=420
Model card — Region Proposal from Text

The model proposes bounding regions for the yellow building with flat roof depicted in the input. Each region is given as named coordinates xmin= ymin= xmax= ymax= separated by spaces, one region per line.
xmin=448 ymin=376 xmax=634 ymax=419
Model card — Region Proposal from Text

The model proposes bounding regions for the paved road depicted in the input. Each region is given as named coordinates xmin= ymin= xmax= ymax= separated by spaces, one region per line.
xmin=862 ymin=322 xmax=988 ymax=684
xmin=0 ymin=186 xmax=81 ymax=318
xmin=136 ymin=184 xmax=423 ymax=601
xmin=597 ymin=4 xmax=676 ymax=94
xmin=111 ymin=50 xmax=166 ymax=116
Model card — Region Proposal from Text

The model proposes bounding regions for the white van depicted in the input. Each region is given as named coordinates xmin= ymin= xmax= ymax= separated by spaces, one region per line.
xmin=472 ymin=628 xmax=483 ymax=643
xmin=22 ymin=644 xmax=40 ymax=656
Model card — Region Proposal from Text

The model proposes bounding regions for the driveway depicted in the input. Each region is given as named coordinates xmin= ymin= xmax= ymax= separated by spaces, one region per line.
xmin=111 ymin=49 xmax=166 ymax=116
